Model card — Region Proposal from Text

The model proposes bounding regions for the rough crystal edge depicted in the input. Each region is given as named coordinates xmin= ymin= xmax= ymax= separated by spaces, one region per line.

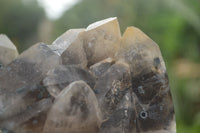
xmin=86 ymin=17 xmax=118 ymax=31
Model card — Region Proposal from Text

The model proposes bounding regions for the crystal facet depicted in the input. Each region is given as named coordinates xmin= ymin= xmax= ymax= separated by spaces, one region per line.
xmin=49 ymin=29 xmax=84 ymax=56
xmin=0 ymin=34 xmax=18 ymax=67
xmin=0 ymin=43 xmax=60 ymax=120
xmin=43 ymin=81 xmax=102 ymax=133
xmin=43 ymin=65 xmax=95 ymax=97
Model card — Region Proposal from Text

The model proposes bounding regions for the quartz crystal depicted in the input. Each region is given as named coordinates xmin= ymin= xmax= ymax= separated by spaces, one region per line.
xmin=0 ymin=43 xmax=61 ymax=130
xmin=94 ymin=61 xmax=131 ymax=118
xmin=0 ymin=17 xmax=176 ymax=133
xmin=116 ymin=27 xmax=175 ymax=132
xmin=83 ymin=17 xmax=121 ymax=65
xmin=43 ymin=65 xmax=95 ymax=97
xmin=43 ymin=81 xmax=102 ymax=133
xmin=61 ymin=17 xmax=121 ymax=67
xmin=61 ymin=35 xmax=88 ymax=68
xmin=0 ymin=34 xmax=18 ymax=67
xmin=49 ymin=29 xmax=84 ymax=56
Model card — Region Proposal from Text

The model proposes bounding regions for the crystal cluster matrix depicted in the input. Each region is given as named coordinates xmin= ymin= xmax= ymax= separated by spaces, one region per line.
xmin=0 ymin=17 xmax=176 ymax=133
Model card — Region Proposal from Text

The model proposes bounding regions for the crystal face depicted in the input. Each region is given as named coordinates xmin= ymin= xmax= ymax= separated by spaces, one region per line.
xmin=0 ymin=18 xmax=176 ymax=133
xmin=0 ymin=34 xmax=18 ymax=67
xmin=43 ymin=81 xmax=101 ymax=133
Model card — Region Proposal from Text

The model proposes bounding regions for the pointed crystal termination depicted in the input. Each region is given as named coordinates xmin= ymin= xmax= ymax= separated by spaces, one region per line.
xmin=43 ymin=81 xmax=102 ymax=133
xmin=84 ymin=17 xmax=121 ymax=65
xmin=116 ymin=27 xmax=166 ymax=76
xmin=61 ymin=17 xmax=121 ymax=68
xmin=116 ymin=27 xmax=176 ymax=133
xmin=43 ymin=65 xmax=95 ymax=97
xmin=0 ymin=43 xmax=61 ymax=120
xmin=49 ymin=29 xmax=85 ymax=56
xmin=61 ymin=34 xmax=88 ymax=68
xmin=0 ymin=34 xmax=18 ymax=67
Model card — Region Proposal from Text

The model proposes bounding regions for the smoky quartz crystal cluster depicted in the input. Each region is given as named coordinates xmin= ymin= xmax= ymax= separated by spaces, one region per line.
xmin=0 ymin=17 xmax=176 ymax=133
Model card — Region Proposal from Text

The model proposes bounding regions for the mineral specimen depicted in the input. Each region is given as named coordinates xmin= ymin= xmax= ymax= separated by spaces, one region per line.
xmin=0 ymin=17 xmax=176 ymax=133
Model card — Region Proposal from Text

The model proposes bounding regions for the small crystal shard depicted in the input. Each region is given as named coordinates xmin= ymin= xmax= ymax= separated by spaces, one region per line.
xmin=0 ymin=34 xmax=18 ymax=66
xmin=84 ymin=17 xmax=121 ymax=65
xmin=43 ymin=81 xmax=101 ymax=133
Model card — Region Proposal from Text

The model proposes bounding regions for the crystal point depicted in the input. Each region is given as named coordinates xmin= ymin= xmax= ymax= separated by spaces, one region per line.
xmin=0 ymin=34 xmax=18 ymax=66
xmin=50 ymin=29 xmax=85 ymax=56
xmin=43 ymin=81 xmax=101 ymax=133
